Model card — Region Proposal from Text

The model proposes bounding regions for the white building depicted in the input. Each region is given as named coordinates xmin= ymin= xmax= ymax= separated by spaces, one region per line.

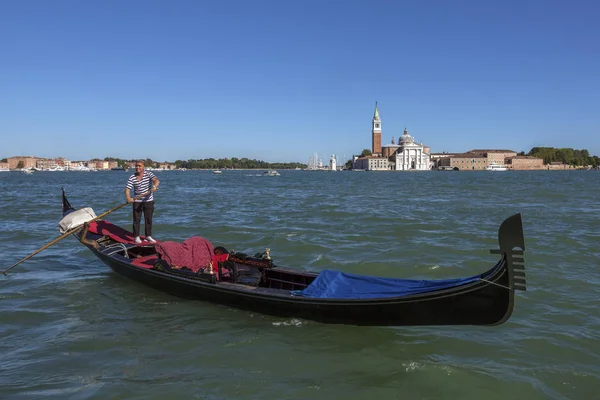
xmin=352 ymin=156 xmax=390 ymax=171
xmin=392 ymin=129 xmax=432 ymax=171
xmin=329 ymin=154 xmax=337 ymax=171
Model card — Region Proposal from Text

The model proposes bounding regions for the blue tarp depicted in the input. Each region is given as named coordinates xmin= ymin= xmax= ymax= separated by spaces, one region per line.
xmin=291 ymin=269 xmax=481 ymax=299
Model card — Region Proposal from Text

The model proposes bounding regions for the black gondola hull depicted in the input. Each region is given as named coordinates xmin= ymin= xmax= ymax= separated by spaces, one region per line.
xmin=88 ymin=245 xmax=513 ymax=326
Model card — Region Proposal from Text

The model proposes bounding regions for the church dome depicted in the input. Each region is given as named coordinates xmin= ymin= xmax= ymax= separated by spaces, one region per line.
xmin=399 ymin=128 xmax=414 ymax=143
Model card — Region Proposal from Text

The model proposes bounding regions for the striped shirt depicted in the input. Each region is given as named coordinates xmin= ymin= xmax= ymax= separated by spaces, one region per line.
xmin=126 ymin=170 xmax=156 ymax=202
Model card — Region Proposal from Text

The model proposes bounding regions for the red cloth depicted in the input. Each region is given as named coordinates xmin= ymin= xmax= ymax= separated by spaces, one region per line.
xmin=131 ymin=255 xmax=158 ymax=269
xmin=87 ymin=220 xmax=155 ymax=245
xmin=155 ymin=237 xmax=214 ymax=273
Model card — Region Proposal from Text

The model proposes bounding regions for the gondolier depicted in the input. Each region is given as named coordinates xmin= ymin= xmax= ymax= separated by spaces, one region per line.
xmin=125 ymin=161 xmax=160 ymax=244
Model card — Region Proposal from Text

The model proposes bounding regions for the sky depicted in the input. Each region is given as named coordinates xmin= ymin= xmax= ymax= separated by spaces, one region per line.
xmin=1 ymin=0 xmax=599 ymax=163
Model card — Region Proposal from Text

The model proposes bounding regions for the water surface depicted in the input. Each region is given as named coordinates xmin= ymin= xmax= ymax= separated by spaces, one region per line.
xmin=0 ymin=170 xmax=598 ymax=399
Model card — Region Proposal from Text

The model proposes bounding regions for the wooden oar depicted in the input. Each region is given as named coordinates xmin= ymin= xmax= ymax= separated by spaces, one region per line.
xmin=1 ymin=191 xmax=152 ymax=275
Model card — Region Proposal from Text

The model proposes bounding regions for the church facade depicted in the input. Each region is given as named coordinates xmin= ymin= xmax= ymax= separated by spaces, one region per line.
xmin=391 ymin=129 xmax=431 ymax=171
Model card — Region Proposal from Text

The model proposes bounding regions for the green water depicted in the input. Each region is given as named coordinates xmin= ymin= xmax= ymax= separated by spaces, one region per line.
xmin=0 ymin=170 xmax=598 ymax=399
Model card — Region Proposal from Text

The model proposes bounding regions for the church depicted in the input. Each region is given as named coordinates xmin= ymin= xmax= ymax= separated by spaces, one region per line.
xmin=353 ymin=103 xmax=432 ymax=171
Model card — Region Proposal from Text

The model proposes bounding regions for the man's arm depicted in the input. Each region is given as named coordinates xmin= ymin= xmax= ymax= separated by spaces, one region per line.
xmin=151 ymin=176 xmax=160 ymax=192
xmin=125 ymin=187 xmax=134 ymax=203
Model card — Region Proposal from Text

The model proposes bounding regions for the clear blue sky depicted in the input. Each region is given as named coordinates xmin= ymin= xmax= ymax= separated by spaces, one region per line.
xmin=1 ymin=0 xmax=598 ymax=163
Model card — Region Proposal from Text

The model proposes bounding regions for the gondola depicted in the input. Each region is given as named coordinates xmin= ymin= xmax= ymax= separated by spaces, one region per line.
xmin=59 ymin=189 xmax=526 ymax=327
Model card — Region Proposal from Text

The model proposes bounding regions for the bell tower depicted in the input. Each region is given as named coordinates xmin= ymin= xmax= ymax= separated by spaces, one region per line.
xmin=372 ymin=102 xmax=382 ymax=156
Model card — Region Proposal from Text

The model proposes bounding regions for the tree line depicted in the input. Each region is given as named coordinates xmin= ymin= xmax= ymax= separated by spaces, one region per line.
xmin=172 ymin=158 xmax=306 ymax=170
xmin=1 ymin=156 xmax=306 ymax=170
xmin=101 ymin=157 xmax=306 ymax=170
xmin=520 ymin=147 xmax=599 ymax=167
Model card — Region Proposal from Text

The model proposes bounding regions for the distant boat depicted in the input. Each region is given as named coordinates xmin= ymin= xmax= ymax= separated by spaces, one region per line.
xmin=437 ymin=166 xmax=459 ymax=171
xmin=111 ymin=167 xmax=126 ymax=171
xmin=306 ymin=152 xmax=325 ymax=170
xmin=45 ymin=166 xmax=66 ymax=172
xmin=264 ymin=170 xmax=280 ymax=176
xmin=71 ymin=163 xmax=91 ymax=172
xmin=0 ymin=167 xmax=9 ymax=172
xmin=486 ymin=162 xmax=508 ymax=171
xmin=212 ymin=170 xmax=223 ymax=174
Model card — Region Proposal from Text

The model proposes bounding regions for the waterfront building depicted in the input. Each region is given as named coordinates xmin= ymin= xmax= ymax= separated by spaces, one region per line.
xmin=437 ymin=153 xmax=488 ymax=170
xmin=36 ymin=157 xmax=70 ymax=170
xmin=469 ymin=149 xmax=516 ymax=166
xmin=7 ymin=156 xmax=38 ymax=170
xmin=352 ymin=155 xmax=390 ymax=171
xmin=434 ymin=150 xmax=546 ymax=170
xmin=507 ymin=156 xmax=545 ymax=170
xmin=429 ymin=152 xmax=459 ymax=169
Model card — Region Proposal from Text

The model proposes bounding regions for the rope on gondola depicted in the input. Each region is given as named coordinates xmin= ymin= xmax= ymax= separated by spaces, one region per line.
xmin=478 ymin=278 xmax=512 ymax=291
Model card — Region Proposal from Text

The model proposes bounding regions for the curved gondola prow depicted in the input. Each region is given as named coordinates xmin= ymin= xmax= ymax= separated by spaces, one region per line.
xmin=62 ymin=187 xmax=75 ymax=214
xmin=498 ymin=213 xmax=526 ymax=291
xmin=490 ymin=213 xmax=526 ymax=325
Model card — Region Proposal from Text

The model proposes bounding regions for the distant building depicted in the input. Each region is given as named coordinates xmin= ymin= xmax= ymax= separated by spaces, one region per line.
xmin=438 ymin=153 xmax=488 ymax=170
xmin=7 ymin=156 xmax=38 ymax=170
xmin=469 ymin=149 xmax=517 ymax=166
xmin=35 ymin=157 xmax=71 ymax=170
xmin=507 ymin=156 xmax=545 ymax=170
xmin=429 ymin=152 xmax=459 ymax=169
xmin=391 ymin=129 xmax=431 ymax=171
xmin=354 ymin=103 xmax=431 ymax=171
xmin=436 ymin=150 xmax=518 ymax=170
xmin=353 ymin=155 xmax=390 ymax=171
xmin=91 ymin=160 xmax=110 ymax=170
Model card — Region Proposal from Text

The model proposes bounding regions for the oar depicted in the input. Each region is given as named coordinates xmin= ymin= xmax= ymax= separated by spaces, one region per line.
xmin=1 ymin=191 xmax=152 ymax=275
